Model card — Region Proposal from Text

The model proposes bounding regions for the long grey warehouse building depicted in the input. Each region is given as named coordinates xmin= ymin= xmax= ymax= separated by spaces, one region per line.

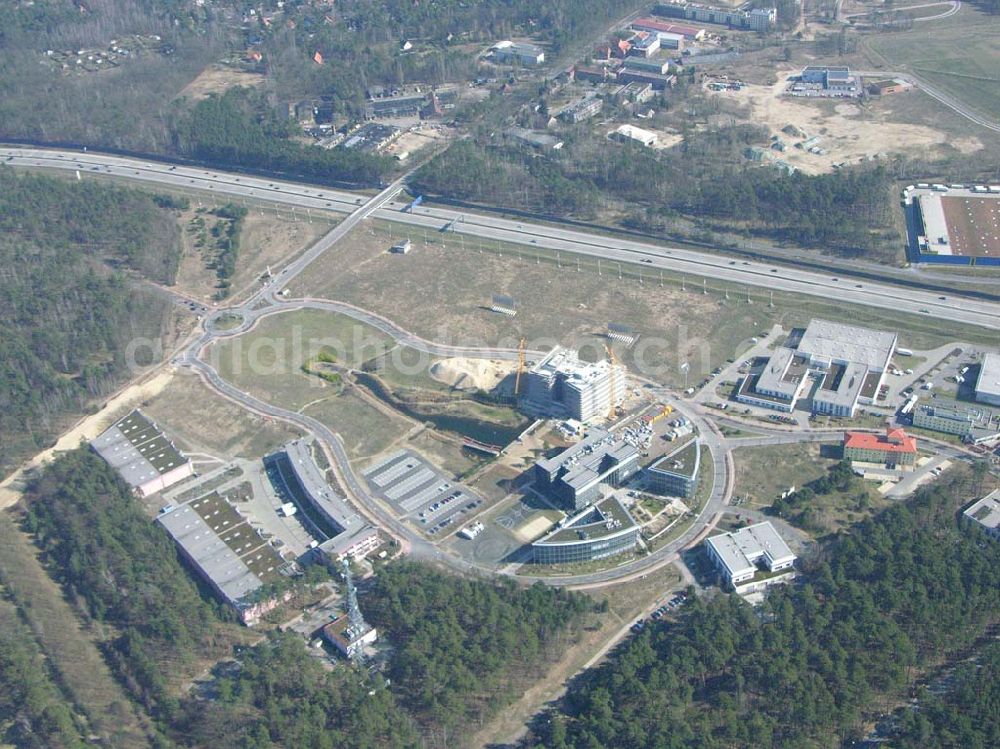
xmin=976 ymin=353 xmax=1000 ymax=406
xmin=91 ymin=410 xmax=193 ymax=497
xmin=158 ymin=492 xmax=292 ymax=625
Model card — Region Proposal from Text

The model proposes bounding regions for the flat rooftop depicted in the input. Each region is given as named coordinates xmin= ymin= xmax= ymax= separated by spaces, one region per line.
xmin=534 ymin=495 xmax=639 ymax=546
xmin=648 ymin=438 xmax=700 ymax=480
xmin=940 ymin=195 xmax=1000 ymax=258
xmin=797 ymin=319 xmax=897 ymax=371
xmin=706 ymin=521 xmax=796 ymax=579
xmin=976 ymin=353 xmax=1000 ymax=401
xmin=282 ymin=440 xmax=363 ymax=535
xmin=964 ymin=489 xmax=1000 ymax=532
xmin=753 ymin=347 xmax=802 ymax=400
xmin=538 ymin=429 xmax=639 ymax=492
xmin=158 ymin=493 xmax=286 ymax=606
xmin=91 ymin=409 xmax=188 ymax=488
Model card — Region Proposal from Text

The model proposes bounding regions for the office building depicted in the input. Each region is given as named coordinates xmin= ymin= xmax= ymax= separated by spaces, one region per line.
xmin=646 ymin=439 xmax=700 ymax=497
xmin=705 ymin=521 xmax=796 ymax=591
xmin=91 ymin=410 xmax=193 ymax=497
xmin=560 ymin=96 xmax=603 ymax=123
xmin=736 ymin=319 xmax=896 ymax=417
xmin=631 ymin=33 xmax=661 ymax=57
xmin=267 ymin=441 xmax=381 ymax=562
xmin=912 ymin=403 xmax=1000 ymax=444
xmin=534 ymin=428 xmax=640 ymax=510
xmin=654 ymin=2 xmax=776 ymax=31
xmin=843 ymin=427 xmax=917 ymax=469
xmin=531 ymin=496 xmax=640 ymax=564
xmin=788 ymin=66 xmax=861 ymax=97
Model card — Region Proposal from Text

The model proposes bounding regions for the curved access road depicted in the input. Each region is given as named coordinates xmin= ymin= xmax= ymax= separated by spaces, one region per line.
xmin=162 ymin=185 xmax=735 ymax=588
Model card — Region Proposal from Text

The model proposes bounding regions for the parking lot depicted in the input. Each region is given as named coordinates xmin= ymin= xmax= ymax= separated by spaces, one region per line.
xmin=363 ymin=450 xmax=485 ymax=537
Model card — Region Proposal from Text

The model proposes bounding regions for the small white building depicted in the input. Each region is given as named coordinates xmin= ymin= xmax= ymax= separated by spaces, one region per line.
xmin=391 ymin=238 xmax=412 ymax=254
xmin=610 ymin=124 xmax=659 ymax=148
xmin=705 ymin=521 xmax=796 ymax=592
xmin=491 ymin=41 xmax=545 ymax=66
xmin=963 ymin=489 xmax=1000 ymax=540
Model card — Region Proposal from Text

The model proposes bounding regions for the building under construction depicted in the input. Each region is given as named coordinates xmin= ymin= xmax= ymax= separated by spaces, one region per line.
xmin=521 ymin=347 xmax=627 ymax=422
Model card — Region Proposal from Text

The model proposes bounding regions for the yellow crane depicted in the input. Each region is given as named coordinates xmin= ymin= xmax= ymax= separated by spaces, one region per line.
xmin=514 ymin=337 xmax=527 ymax=397
xmin=604 ymin=343 xmax=623 ymax=421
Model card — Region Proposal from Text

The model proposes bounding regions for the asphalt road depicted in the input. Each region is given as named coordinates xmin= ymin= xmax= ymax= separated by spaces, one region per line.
xmin=6 ymin=145 xmax=990 ymax=587
xmin=5 ymin=146 xmax=1000 ymax=331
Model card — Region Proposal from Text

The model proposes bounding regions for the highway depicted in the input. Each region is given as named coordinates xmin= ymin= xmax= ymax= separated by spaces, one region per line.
xmin=5 ymin=146 xmax=1000 ymax=331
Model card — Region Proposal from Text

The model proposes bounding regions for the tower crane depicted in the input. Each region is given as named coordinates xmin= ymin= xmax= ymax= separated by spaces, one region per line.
xmin=514 ymin=337 xmax=527 ymax=397
xmin=604 ymin=343 xmax=623 ymax=421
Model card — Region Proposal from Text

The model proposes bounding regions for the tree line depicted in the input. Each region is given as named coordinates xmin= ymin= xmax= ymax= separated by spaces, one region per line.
xmin=0 ymin=613 xmax=87 ymax=749
xmin=171 ymin=88 xmax=392 ymax=186
xmin=413 ymin=134 xmax=899 ymax=259
xmin=525 ymin=471 xmax=1000 ymax=748
xmin=0 ymin=168 xmax=180 ymax=478
xmin=21 ymin=449 xmax=230 ymax=719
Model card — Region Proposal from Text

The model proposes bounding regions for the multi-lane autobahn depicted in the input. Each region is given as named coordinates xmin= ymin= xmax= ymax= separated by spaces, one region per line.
xmin=5 ymin=145 xmax=1000 ymax=331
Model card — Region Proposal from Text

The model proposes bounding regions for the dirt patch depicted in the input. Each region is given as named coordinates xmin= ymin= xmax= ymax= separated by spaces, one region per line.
xmin=430 ymin=357 xmax=516 ymax=390
xmin=179 ymin=65 xmax=265 ymax=101
xmin=294 ymin=221 xmax=766 ymax=384
xmin=705 ymin=73 xmax=981 ymax=173
xmin=514 ymin=513 xmax=557 ymax=542
xmin=383 ymin=124 xmax=452 ymax=161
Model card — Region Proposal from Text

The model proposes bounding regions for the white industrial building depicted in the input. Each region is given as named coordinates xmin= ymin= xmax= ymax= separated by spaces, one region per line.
xmin=975 ymin=353 xmax=1000 ymax=406
xmin=963 ymin=489 xmax=1000 ymax=540
xmin=705 ymin=521 xmax=796 ymax=592
xmin=490 ymin=41 xmax=545 ymax=66
xmin=91 ymin=410 xmax=194 ymax=497
xmin=522 ymin=347 xmax=627 ymax=422
xmin=610 ymin=124 xmax=659 ymax=147
xmin=735 ymin=319 xmax=896 ymax=417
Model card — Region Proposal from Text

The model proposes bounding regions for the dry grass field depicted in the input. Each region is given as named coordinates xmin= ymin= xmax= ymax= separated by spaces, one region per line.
xmin=293 ymin=220 xmax=990 ymax=384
